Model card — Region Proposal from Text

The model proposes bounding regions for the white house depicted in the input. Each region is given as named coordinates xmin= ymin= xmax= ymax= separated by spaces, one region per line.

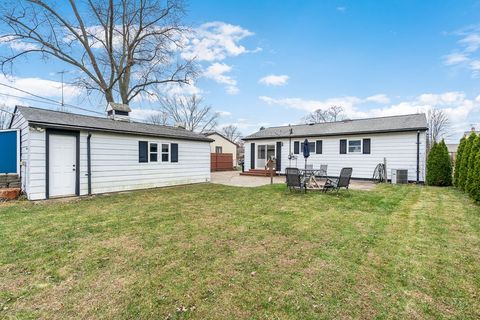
xmin=204 ymin=131 xmax=238 ymax=166
xmin=8 ymin=104 xmax=212 ymax=200
xmin=242 ymin=114 xmax=428 ymax=182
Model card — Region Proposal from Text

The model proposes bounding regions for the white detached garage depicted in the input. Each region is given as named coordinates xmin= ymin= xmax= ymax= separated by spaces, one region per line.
xmin=9 ymin=104 xmax=212 ymax=200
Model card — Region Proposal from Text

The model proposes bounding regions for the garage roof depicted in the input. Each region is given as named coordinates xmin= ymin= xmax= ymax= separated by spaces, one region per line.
xmin=14 ymin=106 xmax=213 ymax=142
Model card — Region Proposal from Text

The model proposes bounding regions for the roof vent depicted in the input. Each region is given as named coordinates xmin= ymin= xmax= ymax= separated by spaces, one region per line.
xmin=106 ymin=102 xmax=131 ymax=121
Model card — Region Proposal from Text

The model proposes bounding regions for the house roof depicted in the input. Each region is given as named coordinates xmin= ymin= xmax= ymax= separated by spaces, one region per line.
xmin=242 ymin=113 xmax=428 ymax=141
xmin=204 ymin=131 xmax=239 ymax=146
xmin=14 ymin=106 xmax=213 ymax=142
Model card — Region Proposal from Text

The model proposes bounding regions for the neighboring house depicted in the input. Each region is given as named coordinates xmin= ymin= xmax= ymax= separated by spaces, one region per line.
xmin=242 ymin=113 xmax=428 ymax=182
xmin=204 ymin=131 xmax=238 ymax=166
xmin=446 ymin=143 xmax=459 ymax=162
xmin=9 ymin=104 xmax=212 ymax=200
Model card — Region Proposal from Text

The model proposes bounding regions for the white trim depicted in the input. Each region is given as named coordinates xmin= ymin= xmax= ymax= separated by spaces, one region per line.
xmin=347 ymin=139 xmax=362 ymax=154
xmin=149 ymin=142 xmax=158 ymax=162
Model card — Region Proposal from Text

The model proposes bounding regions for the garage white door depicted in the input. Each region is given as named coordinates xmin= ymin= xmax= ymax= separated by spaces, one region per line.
xmin=49 ymin=134 xmax=76 ymax=197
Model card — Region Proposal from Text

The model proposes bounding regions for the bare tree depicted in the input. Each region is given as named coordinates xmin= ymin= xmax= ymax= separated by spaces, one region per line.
xmin=147 ymin=111 xmax=169 ymax=126
xmin=221 ymin=124 xmax=241 ymax=142
xmin=427 ymin=108 xmax=450 ymax=146
xmin=328 ymin=105 xmax=344 ymax=121
xmin=303 ymin=108 xmax=330 ymax=123
xmin=0 ymin=107 xmax=12 ymax=129
xmin=161 ymin=94 xmax=218 ymax=132
xmin=304 ymin=105 xmax=345 ymax=123
xmin=0 ymin=0 xmax=196 ymax=105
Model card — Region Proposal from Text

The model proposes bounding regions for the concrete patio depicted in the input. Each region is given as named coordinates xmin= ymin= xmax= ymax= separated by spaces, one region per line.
xmin=211 ymin=171 xmax=376 ymax=190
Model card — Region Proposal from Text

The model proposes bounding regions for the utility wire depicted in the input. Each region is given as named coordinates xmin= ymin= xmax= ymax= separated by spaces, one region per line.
xmin=0 ymin=82 xmax=149 ymax=123
xmin=0 ymin=82 xmax=104 ymax=115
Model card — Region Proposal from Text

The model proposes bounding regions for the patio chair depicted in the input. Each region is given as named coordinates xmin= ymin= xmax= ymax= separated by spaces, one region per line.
xmin=322 ymin=167 xmax=353 ymax=194
xmin=285 ymin=167 xmax=306 ymax=193
xmin=318 ymin=164 xmax=328 ymax=179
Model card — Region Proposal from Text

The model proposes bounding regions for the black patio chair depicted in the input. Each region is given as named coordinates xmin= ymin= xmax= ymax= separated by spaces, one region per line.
xmin=322 ymin=167 xmax=353 ymax=194
xmin=285 ymin=167 xmax=306 ymax=193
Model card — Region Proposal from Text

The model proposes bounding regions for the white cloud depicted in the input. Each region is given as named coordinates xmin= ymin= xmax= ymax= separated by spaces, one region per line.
xmin=0 ymin=75 xmax=82 ymax=107
xmin=443 ymin=26 xmax=480 ymax=75
xmin=443 ymin=53 xmax=469 ymax=65
xmin=260 ymin=91 xmax=478 ymax=141
xmin=130 ymin=108 xmax=163 ymax=121
xmin=336 ymin=6 xmax=346 ymax=12
xmin=203 ymin=62 xmax=238 ymax=94
xmin=365 ymin=94 xmax=390 ymax=104
xmin=259 ymin=95 xmax=371 ymax=117
xmin=258 ymin=74 xmax=289 ymax=86
xmin=182 ymin=22 xmax=258 ymax=62
xmin=0 ymin=36 xmax=39 ymax=51
xmin=162 ymin=82 xmax=202 ymax=97
xmin=218 ymin=110 xmax=232 ymax=117
xmin=459 ymin=33 xmax=480 ymax=52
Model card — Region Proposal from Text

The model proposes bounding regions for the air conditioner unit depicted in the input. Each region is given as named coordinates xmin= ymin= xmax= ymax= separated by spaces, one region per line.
xmin=391 ymin=169 xmax=408 ymax=184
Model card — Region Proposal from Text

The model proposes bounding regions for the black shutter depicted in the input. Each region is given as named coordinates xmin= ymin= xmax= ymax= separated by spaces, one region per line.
xmin=363 ymin=139 xmax=371 ymax=154
xmin=171 ymin=143 xmax=178 ymax=162
xmin=250 ymin=143 xmax=255 ymax=169
xmin=139 ymin=141 xmax=148 ymax=162
xmin=276 ymin=141 xmax=282 ymax=171
xmin=339 ymin=139 xmax=347 ymax=154
xmin=294 ymin=141 xmax=299 ymax=154
xmin=316 ymin=140 xmax=322 ymax=154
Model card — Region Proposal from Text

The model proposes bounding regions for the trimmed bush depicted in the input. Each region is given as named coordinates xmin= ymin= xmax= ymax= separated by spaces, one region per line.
xmin=466 ymin=135 xmax=480 ymax=194
xmin=458 ymin=133 xmax=476 ymax=191
xmin=426 ymin=140 xmax=452 ymax=186
xmin=453 ymin=136 xmax=466 ymax=187
xmin=470 ymin=147 xmax=480 ymax=201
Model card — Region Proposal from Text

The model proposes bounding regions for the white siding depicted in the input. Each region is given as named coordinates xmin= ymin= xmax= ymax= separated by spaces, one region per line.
xmin=245 ymin=131 xmax=427 ymax=182
xmin=8 ymin=121 xmax=211 ymax=200
xmin=81 ymin=131 xmax=211 ymax=195
xmin=27 ymin=127 xmax=47 ymax=200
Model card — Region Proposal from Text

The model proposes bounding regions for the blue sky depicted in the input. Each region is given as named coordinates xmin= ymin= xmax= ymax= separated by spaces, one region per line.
xmin=1 ymin=0 xmax=480 ymax=141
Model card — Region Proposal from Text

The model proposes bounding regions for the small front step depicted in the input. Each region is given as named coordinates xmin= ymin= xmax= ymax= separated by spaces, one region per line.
xmin=240 ymin=169 xmax=277 ymax=177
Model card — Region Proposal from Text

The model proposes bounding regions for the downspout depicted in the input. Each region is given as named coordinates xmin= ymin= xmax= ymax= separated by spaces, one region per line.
xmin=288 ymin=126 xmax=292 ymax=167
xmin=416 ymin=130 xmax=420 ymax=183
xmin=87 ymin=133 xmax=92 ymax=195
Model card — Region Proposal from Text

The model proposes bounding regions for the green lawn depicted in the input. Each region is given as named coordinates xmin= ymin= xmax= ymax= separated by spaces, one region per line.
xmin=1 ymin=184 xmax=479 ymax=319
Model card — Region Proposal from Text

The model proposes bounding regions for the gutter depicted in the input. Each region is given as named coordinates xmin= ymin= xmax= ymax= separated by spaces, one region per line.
xmin=242 ymin=127 xmax=429 ymax=141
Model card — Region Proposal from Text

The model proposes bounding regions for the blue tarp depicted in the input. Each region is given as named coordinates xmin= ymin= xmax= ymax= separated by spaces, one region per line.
xmin=0 ymin=130 xmax=17 ymax=174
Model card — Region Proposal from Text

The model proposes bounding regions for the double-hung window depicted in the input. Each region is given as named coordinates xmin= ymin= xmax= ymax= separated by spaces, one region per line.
xmin=162 ymin=144 xmax=169 ymax=162
xmin=348 ymin=140 xmax=361 ymax=153
xmin=301 ymin=141 xmax=316 ymax=154
xmin=149 ymin=143 xmax=158 ymax=162
xmin=139 ymin=141 xmax=178 ymax=163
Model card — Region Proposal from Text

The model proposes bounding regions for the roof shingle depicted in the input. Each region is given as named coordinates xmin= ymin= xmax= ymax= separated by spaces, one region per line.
xmin=243 ymin=113 xmax=428 ymax=140
xmin=15 ymin=106 xmax=212 ymax=142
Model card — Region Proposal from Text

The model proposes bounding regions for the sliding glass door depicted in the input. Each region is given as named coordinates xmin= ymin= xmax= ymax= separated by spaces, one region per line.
xmin=256 ymin=144 xmax=275 ymax=168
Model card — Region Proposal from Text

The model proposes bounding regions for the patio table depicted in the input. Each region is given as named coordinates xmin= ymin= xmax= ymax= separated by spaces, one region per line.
xmin=299 ymin=169 xmax=322 ymax=189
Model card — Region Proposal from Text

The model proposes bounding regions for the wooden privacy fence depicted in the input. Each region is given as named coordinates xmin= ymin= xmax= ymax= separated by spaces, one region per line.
xmin=211 ymin=153 xmax=233 ymax=171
